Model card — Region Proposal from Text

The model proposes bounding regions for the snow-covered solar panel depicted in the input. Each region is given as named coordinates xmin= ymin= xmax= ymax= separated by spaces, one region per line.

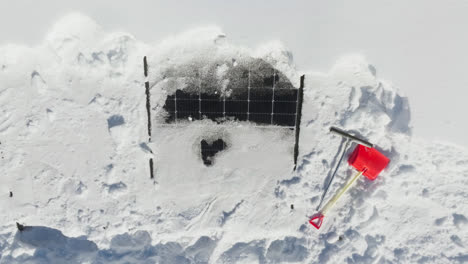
xmin=161 ymin=71 xmax=300 ymax=127
xmin=144 ymin=56 xmax=304 ymax=170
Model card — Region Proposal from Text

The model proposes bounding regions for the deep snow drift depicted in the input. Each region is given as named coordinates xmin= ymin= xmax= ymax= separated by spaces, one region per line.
xmin=0 ymin=13 xmax=467 ymax=263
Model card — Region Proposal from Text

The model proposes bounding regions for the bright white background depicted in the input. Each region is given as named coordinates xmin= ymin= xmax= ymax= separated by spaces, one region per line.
xmin=1 ymin=0 xmax=467 ymax=148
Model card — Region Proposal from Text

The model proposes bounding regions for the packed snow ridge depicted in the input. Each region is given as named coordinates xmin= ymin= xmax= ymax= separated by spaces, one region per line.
xmin=0 ymin=13 xmax=467 ymax=264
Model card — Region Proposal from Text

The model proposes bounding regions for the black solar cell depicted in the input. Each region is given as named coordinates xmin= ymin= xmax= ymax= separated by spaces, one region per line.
xmin=162 ymin=87 xmax=298 ymax=126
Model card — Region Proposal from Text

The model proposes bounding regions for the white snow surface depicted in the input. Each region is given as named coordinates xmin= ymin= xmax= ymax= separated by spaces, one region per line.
xmin=0 ymin=13 xmax=467 ymax=263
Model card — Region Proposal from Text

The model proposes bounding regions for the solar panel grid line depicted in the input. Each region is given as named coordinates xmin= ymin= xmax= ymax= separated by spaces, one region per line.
xmin=163 ymin=114 xmax=297 ymax=127
xmin=223 ymin=89 xmax=226 ymax=119
xmin=198 ymin=74 xmax=202 ymax=120
xmin=169 ymin=111 xmax=297 ymax=115
xmin=239 ymin=87 xmax=295 ymax=90
xmin=247 ymin=67 xmax=251 ymax=122
xmin=188 ymin=87 xmax=294 ymax=91
xmin=153 ymin=123 xmax=296 ymax=129
xmin=153 ymin=85 xmax=295 ymax=91
xmin=171 ymin=105 xmax=296 ymax=113
xmin=174 ymin=84 xmax=178 ymax=123
xmin=167 ymin=99 xmax=297 ymax=103
xmin=270 ymin=69 xmax=276 ymax=125
xmin=173 ymin=101 xmax=297 ymax=113
xmin=147 ymin=83 xmax=273 ymax=91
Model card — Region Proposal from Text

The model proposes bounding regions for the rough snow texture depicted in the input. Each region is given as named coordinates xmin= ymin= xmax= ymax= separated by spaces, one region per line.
xmin=0 ymin=13 xmax=467 ymax=263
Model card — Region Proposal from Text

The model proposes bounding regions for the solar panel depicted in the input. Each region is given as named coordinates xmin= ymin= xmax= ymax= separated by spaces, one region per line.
xmin=161 ymin=70 xmax=300 ymax=127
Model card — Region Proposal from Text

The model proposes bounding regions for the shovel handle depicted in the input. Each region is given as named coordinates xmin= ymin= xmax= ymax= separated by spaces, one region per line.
xmin=321 ymin=170 xmax=364 ymax=215
xmin=309 ymin=169 xmax=366 ymax=230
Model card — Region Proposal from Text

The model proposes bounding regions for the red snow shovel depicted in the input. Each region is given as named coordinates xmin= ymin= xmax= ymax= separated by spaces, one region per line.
xmin=309 ymin=144 xmax=390 ymax=229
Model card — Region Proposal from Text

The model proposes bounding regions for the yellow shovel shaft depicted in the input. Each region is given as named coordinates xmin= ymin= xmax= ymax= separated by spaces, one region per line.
xmin=321 ymin=170 xmax=364 ymax=216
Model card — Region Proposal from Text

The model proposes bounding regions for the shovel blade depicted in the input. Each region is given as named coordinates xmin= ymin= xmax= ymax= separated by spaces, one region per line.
xmin=348 ymin=145 xmax=390 ymax=180
xmin=309 ymin=213 xmax=325 ymax=229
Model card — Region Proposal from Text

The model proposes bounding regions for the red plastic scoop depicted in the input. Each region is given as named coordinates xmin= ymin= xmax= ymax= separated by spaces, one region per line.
xmin=309 ymin=144 xmax=390 ymax=229
xmin=348 ymin=145 xmax=390 ymax=180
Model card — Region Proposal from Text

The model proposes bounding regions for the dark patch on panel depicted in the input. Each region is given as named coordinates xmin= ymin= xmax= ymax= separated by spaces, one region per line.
xmin=250 ymin=88 xmax=273 ymax=101
xmin=201 ymin=100 xmax=223 ymax=113
xmin=274 ymin=89 xmax=298 ymax=102
xmin=176 ymin=89 xmax=198 ymax=100
xmin=229 ymin=89 xmax=249 ymax=100
xmin=273 ymin=114 xmax=296 ymax=127
xmin=249 ymin=113 xmax=272 ymax=124
xmin=274 ymin=102 xmax=297 ymax=114
xmin=201 ymin=139 xmax=227 ymax=166
xmin=225 ymin=100 xmax=247 ymax=113
xmin=263 ymin=73 xmax=280 ymax=87
xmin=249 ymin=101 xmax=272 ymax=114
